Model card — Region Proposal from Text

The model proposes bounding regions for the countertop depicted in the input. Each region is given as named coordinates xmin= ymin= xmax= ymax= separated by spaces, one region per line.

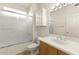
xmin=39 ymin=34 xmax=79 ymax=55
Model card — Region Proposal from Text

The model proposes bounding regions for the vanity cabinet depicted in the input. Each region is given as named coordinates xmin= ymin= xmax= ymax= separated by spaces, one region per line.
xmin=39 ymin=41 xmax=57 ymax=55
xmin=57 ymin=50 xmax=67 ymax=55
xmin=39 ymin=41 xmax=67 ymax=55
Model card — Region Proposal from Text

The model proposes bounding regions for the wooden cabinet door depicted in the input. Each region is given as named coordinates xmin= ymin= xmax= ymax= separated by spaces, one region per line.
xmin=57 ymin=50 xmax=67 ymax=55
xmin=47 ymin=44 xmax=57 ymax=55
xmin=39 ymin=41 xmax=48 ymax=55
xmin=39 ymin=41 xmax=57 ymax=55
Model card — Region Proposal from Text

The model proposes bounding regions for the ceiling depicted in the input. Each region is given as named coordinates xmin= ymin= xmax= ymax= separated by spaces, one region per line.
xmin=13 ymin=3 xmax=56 ymax=9
xmin=12 ymin=3 xmax=32 ymax=7
xmin=4 ymin=3 xmax=67 ymax=12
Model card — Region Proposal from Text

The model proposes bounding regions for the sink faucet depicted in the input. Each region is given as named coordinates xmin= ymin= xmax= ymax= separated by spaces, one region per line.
xmin=57 ymin=35 xmax=66 ymax=41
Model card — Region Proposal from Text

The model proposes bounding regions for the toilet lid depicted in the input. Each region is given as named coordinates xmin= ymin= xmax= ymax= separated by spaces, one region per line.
xmin=27 ymin=43 xmax=39 ymax=49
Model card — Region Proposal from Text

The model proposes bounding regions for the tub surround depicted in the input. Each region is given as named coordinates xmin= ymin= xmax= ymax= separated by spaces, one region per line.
xmin=0 ymin=42 xmax=33 ymax=55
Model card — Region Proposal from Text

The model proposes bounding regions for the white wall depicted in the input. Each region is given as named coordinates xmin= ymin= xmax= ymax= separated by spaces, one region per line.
xmin=35 ymin=4 xmax=50 ymax=37
xmin=36 ymin=26 xmax=49 ymax=37
xmin=50 ymin=4 xmax=79 ymax=38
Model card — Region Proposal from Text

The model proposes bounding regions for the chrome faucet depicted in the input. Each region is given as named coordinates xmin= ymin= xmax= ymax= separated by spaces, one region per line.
xmin=56 ymin=35 xmax=66 ymax=41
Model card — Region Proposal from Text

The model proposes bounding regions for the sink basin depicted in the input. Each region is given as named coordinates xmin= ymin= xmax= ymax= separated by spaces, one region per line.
xmin=43 ymin=35 xmax=68 ymax=44
xmin=52 ymin=38 xmax=68 ymax=44
xmin=48 ymin=36 xmax=68 ymax=44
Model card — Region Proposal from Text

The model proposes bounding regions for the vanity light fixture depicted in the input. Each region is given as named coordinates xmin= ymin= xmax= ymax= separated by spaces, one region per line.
xmin=54 ymin=7 xmax=57 ymax=11
xmin=51 ymin=6 xmax=55 ymax=9
xmin=50 ymin=3 xmax=68 ymax=12
xmin=56 ymin=3 xmax=60 ymax=7
xmin=58 ymin=4 xmax=63 ymax=8
xmin=63 ymin=3 xmax=68 ymax=6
